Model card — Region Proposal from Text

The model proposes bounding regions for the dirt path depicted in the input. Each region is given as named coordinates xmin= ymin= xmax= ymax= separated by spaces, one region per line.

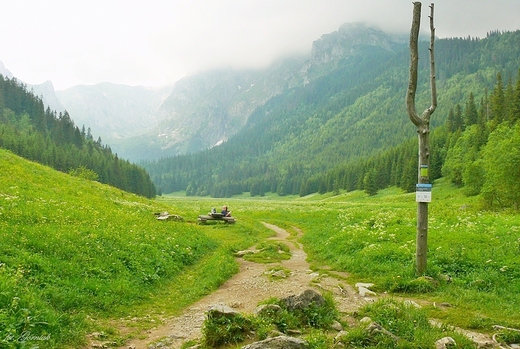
xmin=117 ymin=223 xmax=366 ymax=349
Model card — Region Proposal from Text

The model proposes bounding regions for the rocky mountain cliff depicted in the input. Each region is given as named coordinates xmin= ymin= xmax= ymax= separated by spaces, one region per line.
xmin=141 ymin=57 xmax=305 ymax=157
xmin=115 ymin=22 xmax=397 ymax=160
xmin=30 ymin=80 xmax=65 ymax=113
xmin=298 ymin=23 xmax=399 ymax=82
xmin=0 ymin=61 xmax=14 ymax=79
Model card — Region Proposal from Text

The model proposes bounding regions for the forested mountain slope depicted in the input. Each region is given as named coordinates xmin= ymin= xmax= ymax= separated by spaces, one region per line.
xmin=144 ymin=30 xmax=520 ymax=199
xmin=0 ymin=76 xmax=156 ymax=198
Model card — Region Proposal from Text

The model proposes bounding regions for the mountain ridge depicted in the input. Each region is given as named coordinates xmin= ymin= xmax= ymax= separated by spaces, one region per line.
xmin=135 ymin=22 xmax=398 ymax=160
xmin=3 ymin=22 xmax=396 ymax=160
xmin=0 ymin=60 xmax=14 ymax=79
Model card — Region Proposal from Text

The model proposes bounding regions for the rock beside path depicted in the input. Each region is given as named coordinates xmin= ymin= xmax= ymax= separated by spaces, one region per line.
xmin=242 ymin=336 xmax=309 ymax=349
xmin=282 ymin=289 xmax=326 ymax=311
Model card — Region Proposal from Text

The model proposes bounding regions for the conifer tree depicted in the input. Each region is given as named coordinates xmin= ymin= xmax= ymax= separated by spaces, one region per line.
xmin=464 ymin=93 xmax=478 ymax=127
xmin=363 ymin=170 xmax=378 ymax=196
xmin=477 ymin=94 xmax=489 ymax=126
xmin=489 ymin=72 xmax=505 ymax=127
xmin=508 ymin=69 xmax=520 ymax=124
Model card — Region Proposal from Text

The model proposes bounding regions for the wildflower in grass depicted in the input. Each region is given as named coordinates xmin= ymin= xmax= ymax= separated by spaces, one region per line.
xmin=399 ymin=244 xmax=412 ymax=254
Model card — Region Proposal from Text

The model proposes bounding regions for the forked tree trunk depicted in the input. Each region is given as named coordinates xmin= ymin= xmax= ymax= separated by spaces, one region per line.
xmin=406 ymin=2 xmax=437 ymax=276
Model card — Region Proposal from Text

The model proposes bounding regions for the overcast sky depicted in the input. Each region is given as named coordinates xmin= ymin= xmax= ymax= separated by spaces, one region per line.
xmin=1 ymin=0 xmax=519 ymax=90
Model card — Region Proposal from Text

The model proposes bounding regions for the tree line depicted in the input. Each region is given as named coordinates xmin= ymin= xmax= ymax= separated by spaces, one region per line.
xmin=0 ymin=76 xmax=156 ymax=198
xmin=441 ymin=70 xmax=520 ymax=208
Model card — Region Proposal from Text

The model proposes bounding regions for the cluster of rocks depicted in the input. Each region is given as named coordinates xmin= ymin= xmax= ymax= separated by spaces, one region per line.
xmin=354 ymin=282 xmax=377 ymax=297
xmin=233 ymin=334 xmax=460 ymax=349
xmin=196 ymin=290 xmax=464 ymax=349
xmin=335 ymin=317 xmax=460 ymax=349
xmin=179 ymin=287 xmax=506 ymax=349
xmin=185 ymin=290 xmax=336 ymax=349
xmin=154 ymin=211 xmax=184 ymax=221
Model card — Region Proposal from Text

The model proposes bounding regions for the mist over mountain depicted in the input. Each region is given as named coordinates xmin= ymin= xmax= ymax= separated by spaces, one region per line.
xmin=56 ymin=83 xmax=171 ymax=145
xmin=4 ymin=23 xmax=519 ymax=170
xmin=129 ymin=56 xmax=307 ymax=158
xmin=0 ymin=61 xmax=14 ymax=79
xmin=302 ymin=23 xmax=399 ymax=74
xmin=30 ymin=80 xmax=65 ymax=113
xmin=30 ymin=23 xmax=398 ymax=160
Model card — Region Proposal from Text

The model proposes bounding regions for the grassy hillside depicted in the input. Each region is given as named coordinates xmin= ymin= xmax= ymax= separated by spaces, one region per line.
xmin=0 ymin=149 xmax=266 ymax=348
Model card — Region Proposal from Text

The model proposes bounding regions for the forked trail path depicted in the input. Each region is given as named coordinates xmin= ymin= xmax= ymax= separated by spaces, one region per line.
xmin=115 ymin=222 xmax=365 ymax=349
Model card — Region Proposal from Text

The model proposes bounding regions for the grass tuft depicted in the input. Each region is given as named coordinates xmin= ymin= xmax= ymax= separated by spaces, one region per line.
xmin=243 ymin=241 xmax=291 ymax=263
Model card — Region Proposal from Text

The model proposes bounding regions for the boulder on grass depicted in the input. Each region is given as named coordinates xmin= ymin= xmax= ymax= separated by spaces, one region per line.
xmin=282 ymin=289 xmax=326 ymax=311
xmin=206 ymin=304 xmax=240 ymax=319
xmin=435 ymin=337 xmax=456 ymax=349
xmin=242 ymin=335 xmax=309 ymax=349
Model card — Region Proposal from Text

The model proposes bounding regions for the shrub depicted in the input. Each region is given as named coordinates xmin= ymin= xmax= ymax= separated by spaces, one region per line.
xmin=202 ymin=310 xmax=255 ymax=347
xmin=495 ymin=328 xmax=520 ymax=346
xmin=389 ymin=276 xmax=438 ymax=294
xmin=258 ymin=292 xmax=339 ymax=332
xmin=68 ymin=165 xmax=99 ymax=181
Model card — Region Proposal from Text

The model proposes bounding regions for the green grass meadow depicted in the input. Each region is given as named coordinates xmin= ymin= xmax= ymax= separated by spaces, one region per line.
xmin=234 ymin=183 xmax=520 ymax=331
xmin=0 ymin=149 xmax=269 ymax=348
xmin=1 ymin=148 xmax=519 ymax=348
xmin=295 ymin=182 xmax=520 ymax=331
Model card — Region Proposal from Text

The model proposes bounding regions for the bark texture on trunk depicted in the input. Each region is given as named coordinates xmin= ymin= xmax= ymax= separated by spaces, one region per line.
xmin=406 ymin=2 xmax=437 ymax=276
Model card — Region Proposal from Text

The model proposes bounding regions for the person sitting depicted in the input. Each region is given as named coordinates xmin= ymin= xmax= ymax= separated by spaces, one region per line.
xmin=221 ymin=205 xmax=232 ymax=217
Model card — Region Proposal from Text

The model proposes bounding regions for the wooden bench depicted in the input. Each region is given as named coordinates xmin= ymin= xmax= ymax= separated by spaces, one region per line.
xmin=198 ymin=213 xmax=236 ymax=224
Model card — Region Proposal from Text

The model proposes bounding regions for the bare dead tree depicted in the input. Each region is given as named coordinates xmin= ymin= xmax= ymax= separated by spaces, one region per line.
xmin=406 ymin=2 xmax=437 ymax=276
